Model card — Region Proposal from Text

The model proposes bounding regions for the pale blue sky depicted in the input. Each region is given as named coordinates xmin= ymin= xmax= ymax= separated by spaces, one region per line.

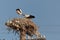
xmin=0 ymin=0 xmax=60 ymax=40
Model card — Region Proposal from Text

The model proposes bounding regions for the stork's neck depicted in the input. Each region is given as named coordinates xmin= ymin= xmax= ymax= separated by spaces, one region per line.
xmin=22 ymin=13 xmax=25 ymax=16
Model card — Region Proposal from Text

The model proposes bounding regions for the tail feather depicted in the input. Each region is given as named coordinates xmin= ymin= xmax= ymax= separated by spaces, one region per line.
xmin=27 ymin=15 xmax=35 ymax=18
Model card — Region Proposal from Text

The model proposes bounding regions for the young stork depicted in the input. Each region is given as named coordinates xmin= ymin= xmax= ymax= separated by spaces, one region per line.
xmin=16 ymin=8 xmax=35 ymax=19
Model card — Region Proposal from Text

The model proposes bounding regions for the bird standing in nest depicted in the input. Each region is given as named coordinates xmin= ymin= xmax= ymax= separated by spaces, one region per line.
xmin=16 ymin=8 xmax=35 ymax=19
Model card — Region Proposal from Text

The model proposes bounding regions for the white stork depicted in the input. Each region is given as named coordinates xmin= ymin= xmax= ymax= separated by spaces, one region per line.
xmin=16 ymin=8 xmax=35 ymax=19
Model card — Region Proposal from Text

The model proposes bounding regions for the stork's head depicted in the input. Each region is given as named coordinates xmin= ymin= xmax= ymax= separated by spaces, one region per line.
xmin=16 ymin=8 xmax=22 ymax=15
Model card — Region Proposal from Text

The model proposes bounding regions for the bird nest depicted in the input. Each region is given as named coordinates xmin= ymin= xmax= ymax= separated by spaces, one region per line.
xmin=5 ymin=18 xmax=38 ymax=36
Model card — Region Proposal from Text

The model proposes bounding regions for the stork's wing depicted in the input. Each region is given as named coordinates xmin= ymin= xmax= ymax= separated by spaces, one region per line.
xmin=25 ymin=15 xmax=35 ymax=19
